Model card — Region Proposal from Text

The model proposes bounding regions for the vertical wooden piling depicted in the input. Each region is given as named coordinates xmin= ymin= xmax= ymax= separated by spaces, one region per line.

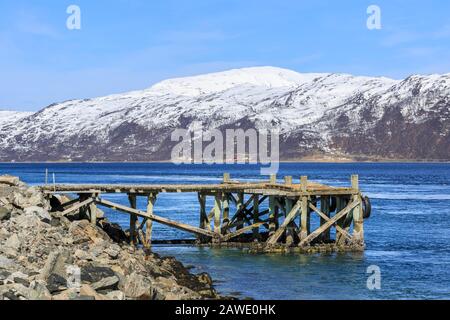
xmin=320 ymin=196 xmax=330 ymax=242
xmin=252 ymin=195 xmax=260 ymax=241
xmin=270 ymin=174 xmax=277 ymax=184
xmin=351 ymin=175 xmax=364 ymax=245
xmin=236 ymin=192 xmax=244 ymax=230
xmin=299 ymin=176 xmax=309 ymax=242
xmin=128 ymin=194 xmax=138 ymax=245
xmin=285 ymin=198 xmax=295 ymax=246
xmin=268 ymin=196 xmax=277 ymax=236
xmin=198 ymin=193 xmax=207 ymax=232
xmin=146 ymin=193 xmax=156 ymax=248
xmin=214 ymin=193 xmax=222 ymax=234
xmin=335 ymin=196 xmax=345 ymax=243
xmin=222 ymin=175 xmax=231 ymax=233
xmin=222 ymin=194 xmax=230 ymax=234
xmin=88 ymin=194 xmax=97 ymax=226
xmin=78 ymin=193 xmax=88 ymax=220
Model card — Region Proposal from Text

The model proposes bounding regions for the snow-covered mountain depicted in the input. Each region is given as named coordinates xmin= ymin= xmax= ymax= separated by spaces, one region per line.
xmin=0 ymin=66 xmax=449 ymax=162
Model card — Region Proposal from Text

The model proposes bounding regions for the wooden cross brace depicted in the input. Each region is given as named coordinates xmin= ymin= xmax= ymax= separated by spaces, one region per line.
xmin=299 ymin=200 xmax=359 ymax=247
xmin=308 ymin=202 xmax=352 ymax=242
xmin=266 ymin=199 xmax=302 ymax=245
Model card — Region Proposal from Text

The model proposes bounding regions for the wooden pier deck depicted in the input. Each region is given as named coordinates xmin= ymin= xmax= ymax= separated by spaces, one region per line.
xmin=41 ymin=174 xmax=371 ymax=253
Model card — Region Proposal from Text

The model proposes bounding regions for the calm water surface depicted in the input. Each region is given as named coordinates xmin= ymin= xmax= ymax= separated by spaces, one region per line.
xmin=1 ymin=162 xmax=449 ymax=299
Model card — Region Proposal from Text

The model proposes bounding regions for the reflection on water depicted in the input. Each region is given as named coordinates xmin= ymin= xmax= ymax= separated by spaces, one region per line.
xmin=1 ymin=162 xmax=449 ymax=299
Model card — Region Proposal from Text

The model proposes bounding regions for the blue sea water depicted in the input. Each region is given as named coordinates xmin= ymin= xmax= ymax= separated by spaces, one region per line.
xmin=1 ymin=162 xmax=449 ymax=300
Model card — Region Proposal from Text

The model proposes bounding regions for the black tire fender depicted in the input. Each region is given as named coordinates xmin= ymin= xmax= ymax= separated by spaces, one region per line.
xmin=362 ymin=196 xmax=372 ymax=219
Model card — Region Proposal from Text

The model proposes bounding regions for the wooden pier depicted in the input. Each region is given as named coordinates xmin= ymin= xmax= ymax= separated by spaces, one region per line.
xmin=41 ymin=174 xmax=371 ymax=253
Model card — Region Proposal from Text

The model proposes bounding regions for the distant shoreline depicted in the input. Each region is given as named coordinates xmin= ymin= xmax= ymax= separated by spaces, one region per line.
xmin=1 ymin=159 xmax=449 ymax=164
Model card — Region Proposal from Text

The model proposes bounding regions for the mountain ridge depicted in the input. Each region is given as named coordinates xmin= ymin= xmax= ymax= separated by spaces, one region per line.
xmin=1 ymin=66 xmax=449 ymax=162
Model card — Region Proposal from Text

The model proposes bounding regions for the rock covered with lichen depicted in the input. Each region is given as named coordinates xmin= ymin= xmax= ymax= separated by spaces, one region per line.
xmin=0 ymin=175 xmax=219 ymax=300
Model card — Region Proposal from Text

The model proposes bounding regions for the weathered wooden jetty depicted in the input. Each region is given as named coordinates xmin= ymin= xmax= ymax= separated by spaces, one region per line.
xmin=41 ymin=174 xmax=371 ymax=253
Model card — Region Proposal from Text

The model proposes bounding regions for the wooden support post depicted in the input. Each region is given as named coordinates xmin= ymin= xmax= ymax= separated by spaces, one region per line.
xmin=198 ymin=193 xmax=208 ymax=239
xmin=337 ymin=198 xmax=354 ymax=246
xmin=351 ymin=175 xmax=364 ymax=245
xmin=268 ymin=196 xmax=277 ymax=236
xmin=236 ymin=192 xmax=244 ymax=230
xmin=88 ymin=194 xmax=97 ymax=226
xmin=299 ymin=176 xmax=309 ymax=241
xmin=269 ymin=174 xmax=277 ymax=184
xmin=284 ymin=176 xmax=293 ymax=185
xmin=146 ymin=193 xmax=156 ymax=248
xmin=222 ymin=193 xmax=230 ymax=234
xmin=320 ymin=196 xmax=330 ymax=242
xmin=285 ymin=198 xmax=295 ymax=246
xmin=78 ymin=194 xmax=89 ymax=220
xmin=128 ymin=194 xmax=138 ymax=245
xmin=335 ymin=196 xmax=345 ymax=244
xmin=214 ymin=193 xmax=222 ymax=236
xmin=252 ymin=194 xmax=260 ymax=241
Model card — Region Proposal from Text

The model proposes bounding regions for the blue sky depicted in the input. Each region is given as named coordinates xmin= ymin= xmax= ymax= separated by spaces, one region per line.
xmin=1 ymin=0 xmax=450 ymax=111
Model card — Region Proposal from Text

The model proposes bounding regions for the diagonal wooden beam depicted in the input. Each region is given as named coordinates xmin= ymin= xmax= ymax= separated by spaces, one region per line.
xmin=61 ymin=197 xmax=81 ymax=208
xmin=96 ymin=198 xmax=218 ymax=238
xmin=222 ymin=222 xmax=266 ymax=242
xmin=229 ymin=194 xmax=267 ymax=224
xmin=308 ymin=203 xmax=352 ymax=241
xmin=266 ymin=199 xmax=302 ymax=245
xmin=299 ymin=200 xmax=359 ymax=247
xmin=229 ymin=194 xmax=255 ymax=224
xmin=228 ymin=193 xmax=237 ymax=205
xmin=60 ymin=198 xmax=94 ymax=217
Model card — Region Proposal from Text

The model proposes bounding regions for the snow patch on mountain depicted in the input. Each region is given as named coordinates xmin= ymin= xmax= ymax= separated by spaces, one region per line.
xmin=149 ymin=66 xmax=328 ymax=96
xmin=0 ymin=66 xmax=449 ymax=161
xmin=0 ymin=110 xmax=33 ymax=126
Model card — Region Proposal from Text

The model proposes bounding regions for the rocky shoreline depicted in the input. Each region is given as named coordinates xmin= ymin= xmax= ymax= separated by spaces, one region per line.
xmin=0 ymin=176 xmax=224 ymax=300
